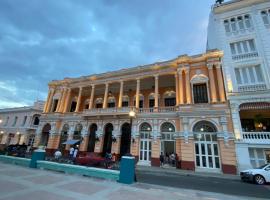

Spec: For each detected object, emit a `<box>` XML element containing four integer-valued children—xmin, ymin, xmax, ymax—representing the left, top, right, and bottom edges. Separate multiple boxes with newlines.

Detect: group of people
<box><xmin>159</xmin><ymin>152</ymin><xmax>179</xmax><ymax>167</ymax></box>
<box><xmin>53</xmin><ymin>146</ymin><xmax>79</xmax><ymax>161</ymax></box>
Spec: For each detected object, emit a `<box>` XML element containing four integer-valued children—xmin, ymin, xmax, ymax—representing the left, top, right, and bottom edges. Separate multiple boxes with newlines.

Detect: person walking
<box><xmin>69</xmin><ymin>146</ymin><xmax>74</xmax><ymax>159</ymax></box>
<box><xmin>159</xmin><ymin>152</ymin><xmax>164</xmax><ymax>167</ymax></box>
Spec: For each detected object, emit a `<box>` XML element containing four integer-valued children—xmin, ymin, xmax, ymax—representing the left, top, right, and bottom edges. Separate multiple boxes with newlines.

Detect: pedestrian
<box><xmin>69</xmin><ymin>146</ymin><xmax>74</xmax><ymax>159</ymax></box>
<box><xmin>160</xmin><ymin>152</ymin><xmax>164</xmax><ymax>167</ymax></box>
<box><xmin>170</xmin><ymin>152</ymin><xmax>175</xmax><ymax>166</ymax></box>
<box><xmin>54</xmin><ymin>149</ymin><xmax>62</xmax><ymax>161</ymax></box>
<box><xmin>73</xmin><ymin>148</ymin><xmax>78</xmax><ymax>159</ymax></box>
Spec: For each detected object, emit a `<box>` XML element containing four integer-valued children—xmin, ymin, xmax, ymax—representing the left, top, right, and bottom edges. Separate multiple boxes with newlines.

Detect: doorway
<box><xmin>88</xmin><ymin>124</ymin><xmax>97</xmax><ymax>152</ymax></box>
<box><xmin>102</xmin><ymin>123</ymin><xmax>113</xmax><ymax>156</ymax></box>
<box><xmin>120</xmin><ymin>123</ymin><xmax>131</xmax><ymax>157</ymax></box>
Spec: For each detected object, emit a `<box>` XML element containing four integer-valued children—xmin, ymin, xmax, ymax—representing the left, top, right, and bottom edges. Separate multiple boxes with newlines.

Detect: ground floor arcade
<box><xmin>34</xmin><ymin>113</ymin><xmax>237</xmax><ymax>174</ymax></box>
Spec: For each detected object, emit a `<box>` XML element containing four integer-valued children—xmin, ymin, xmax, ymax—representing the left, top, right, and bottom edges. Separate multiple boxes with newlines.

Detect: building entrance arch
<box><xmin>120</xmin><ymin>123</ymin><xmax>131</xmax><ymax>157</ymax></box>
<box><xmin>193</xmin><ymin>121</ymin><xmax>220</xmax><ymax>171</ymax></box>
<box><xmin>41</xmin><ymin>123</ymin><xmax>51</xmax><ymax>146</ymax></box>
<box><xmin>102</xmin><ymin>123</ymin><xmax>113</xmax><ymax>156</ymax></box>
<box><xmin>88</xmin><ymin>123</ymin><xmax>97</xmax><ymax>152</ymax></box>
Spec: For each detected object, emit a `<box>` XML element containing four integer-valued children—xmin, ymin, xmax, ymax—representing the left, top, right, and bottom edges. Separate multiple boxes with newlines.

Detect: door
<box><xmin>195</xmin><ymin>141</ymin><xmax>220</xmax><ymax>169</ymax></box>
<box><xmin>139</xmin><ymin>132</ymin><xmax>151</xmax><ymax>164</ymax></box>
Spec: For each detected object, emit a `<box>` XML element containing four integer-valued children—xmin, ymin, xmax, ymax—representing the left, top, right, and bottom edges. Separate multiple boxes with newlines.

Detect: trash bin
<box><xmin>29</xmin><ymin>149</ymin><xmax>46</xmax><ymax>168</ymax></box>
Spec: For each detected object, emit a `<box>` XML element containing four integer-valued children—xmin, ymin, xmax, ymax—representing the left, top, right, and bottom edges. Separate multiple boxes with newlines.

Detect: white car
<box><xmin>240</xmin><ymin>163</ymin><xmax>270</xmax><ymax>185</ymax></box>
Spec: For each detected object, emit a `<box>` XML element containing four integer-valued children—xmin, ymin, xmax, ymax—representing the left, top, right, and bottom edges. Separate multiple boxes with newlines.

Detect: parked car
<box><xmin>75</xmin><ymin>152</ymin><xmax>106</xmax><ymax>167</ymax></box>
<box><xmin>240</xmin><ymin>163</ymin><xmax>270</xmax><ymax>185</ymax></box>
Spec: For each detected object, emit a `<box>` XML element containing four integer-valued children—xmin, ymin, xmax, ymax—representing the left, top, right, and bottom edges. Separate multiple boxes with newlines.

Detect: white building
<box><xmin>0</xmin><ymin>101</ymin><xmax>44</xmax><ymax>148</ymax></box>
<box><xmin>207</xmin><ymin>0</ymin><xmax>270</xmax><ymax>171</ymax></box>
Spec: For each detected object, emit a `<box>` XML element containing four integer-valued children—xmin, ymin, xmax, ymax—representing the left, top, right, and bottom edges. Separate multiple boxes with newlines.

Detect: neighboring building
<box><xmin>35</xmin><ymin>50</ymin><xmax>237</xmax><ymax>174</ymax></box>
<box><xmin>0</xmin><ymin>101</ymin><xmax>44</xmax><ymax>148</ymax></box>
<box><xmin>207</xmin><ymin>0</ymin><xmax>270</xmax><ymax>171</ymax></box>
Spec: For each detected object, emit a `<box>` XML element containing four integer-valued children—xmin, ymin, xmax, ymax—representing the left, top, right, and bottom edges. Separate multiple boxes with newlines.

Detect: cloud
<box><xmin>0</xmin><ymin>0</ymin><xmax>213</xmax><ymax>109</ymax></box>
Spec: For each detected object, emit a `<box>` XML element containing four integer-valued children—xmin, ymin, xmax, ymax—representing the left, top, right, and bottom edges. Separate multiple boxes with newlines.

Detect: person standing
<box><xmin>159</xmin><ymin>152</ymin><xmax>164</xmax><ymax>167</ymax></box>
<box><xmin>69</xmin><ymin>146</ymin><xmax>74</xmax><ymax>159</ymax></box>
<box><xmin>73</xmin><ymin>148</ymin><xmax>78</xmax><ymax>159</ymax></box>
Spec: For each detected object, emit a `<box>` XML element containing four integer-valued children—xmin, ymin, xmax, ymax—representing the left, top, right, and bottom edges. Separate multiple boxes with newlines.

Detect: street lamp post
<box><xmin>129</xmin><ymin>110</ymin><xmax>136</xmax><ymax>150</ymax></box>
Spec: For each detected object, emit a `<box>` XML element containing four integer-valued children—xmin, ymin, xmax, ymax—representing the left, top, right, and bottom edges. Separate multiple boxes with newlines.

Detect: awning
<box><xmin>240</xmin><ymin>102</ymin><xmax>270</xmax><ymax>110</ymax></box>
<box><xmin>62</xmin><ymin>139</ymin><xmax>80</xmax><ymax>145</ymax></box>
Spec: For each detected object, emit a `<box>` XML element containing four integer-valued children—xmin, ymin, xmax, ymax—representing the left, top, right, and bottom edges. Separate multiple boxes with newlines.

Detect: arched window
<box><xmin>193</xmin><ymin>121</ymin><xmax>217</xmax><ymax>133</ymax></box>
<box><xmin>191</xmin><ymin>73</ymin><xmax>209</xmax><ymax>104</ymax></box>
<box><xmin>84</xmin><ymin>99</ymin><xmax>90</xmax><ymax>110</ymax></box>
<box><xmin>163</xmin><ymin>91</ymin><xmax>176</xmax><ymax>107</ymax></box>
<box><xmin>140</xmin><ymin>122</ymin><xmax>152</xmax><ymax>132</ymax></box>
<box><xmin>69</xmin><ymin>97</ymin><xmax>77</xmax><ymax>112</ymax></box>
<box><xmin>161</xmin><ymin>122</ymin><xmax>175</xmax><ymax>132</ymax></box>
<box><xmin>33</xmin><ymin>116</ymin><xmax>40</xmax><ymax>126</ymax></box>
<box><xmin>107</xmin><ymin>96</ymin><xmax>116</xmax><ymax>108</ymax></box>
<box><xmin>133</xmin><ymin>94</ymin><xmax>144</xmax><ymax>108</ymax></box>
<box><xmin>122</xmin><ymin>95</ymin><xmax>129</xmax><ymax>107</ymax></box>
<box><xmin>12</xmin><ymin>116</ymin><xmax>18</xmax><ymax>127</ymax></box>
<box><xmin>148</xmin><ymin>93</ymin><xmax>155</xmax><ymax>108</ymax></box>
<box><xmin>95</xmin><ymin>98</ymin><xmax>103</xmax><ymax>108</ymax></box>
<box><xmin>73</xmin><ymin>123</ymin><xmax>83</xmax><ymax>140</ymax></box>
<box><xmin>193</xmin><ymin>121</ymin><xmax>220</xmax><ymax>169</ymax></box>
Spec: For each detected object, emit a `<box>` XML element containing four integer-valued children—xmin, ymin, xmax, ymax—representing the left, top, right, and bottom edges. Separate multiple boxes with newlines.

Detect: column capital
<box><xmin>174</xmin><ymin>72</ymin><xmax>178</xmax><ymax>78</ymax></box>
<box><xmin>154</xmin><ymin>74</ymin><xmax>159</xmax><ymax>79</ymax></box>
<box><xmin>91</xmin><ymin>84</ymin><xmax>95</xmax><ymax>88</ymax></box>
<box><xmin>183</xmin><ymin>67</ymin><xmax>190</xmax><ymax>74</ymax></box>
<box><xmin>78</xmin><ymin>86</ymin><xmax>83</xmax><ymax>91</ymax></box>
<box><xmin>207</xmin><ymin>63</ymin><xmax>214</xmax><ymax>69</ymax></box>
<box><xmin>214</xmin><ymin>62</ymin><xmax>222</xmax><ymax>68</ymax></box>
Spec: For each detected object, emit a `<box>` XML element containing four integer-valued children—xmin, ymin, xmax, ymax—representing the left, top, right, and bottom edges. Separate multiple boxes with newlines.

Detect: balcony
<box><xmin>82</xmin><ymin>107</ymin><xmax>133</xmax><ymax>116</ymax></box>
<box><xmin>242</xmin><ymin>132</ymin><xmax>270</xmax><ymax>144</ymax></box>
<box><xmin>232</xmin><ymin>52</ymin><xmax>258</xmax><ymax>61</ymax></box>
<box><xmin>82</xmin><ymin>106</ymin><xmax>177</xmax><ymax>117</ymax></box>
<box><xmin>238</xmin><ymin>84</ymin><xmax>267</xmax><ymax>92</ymax></box>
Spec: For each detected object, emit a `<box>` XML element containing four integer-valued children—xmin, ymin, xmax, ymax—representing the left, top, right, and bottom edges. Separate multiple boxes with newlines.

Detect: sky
<box><xmin>0</xmin><ymin>0</ymin><xmax>215</xmax><ymax>109</ymax></box>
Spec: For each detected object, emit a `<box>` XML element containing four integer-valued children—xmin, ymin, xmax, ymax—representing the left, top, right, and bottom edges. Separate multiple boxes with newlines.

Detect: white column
<box><xmin>185</xmin><ymin>68</ymin><xmax>191</xmax><ymax>104</ymax></box>
<box><xmin>178</xmin><ymin>69</ymin><xmax>184</xmax><ymax>104</ymax></box>
<box><xmin>135</xmin><ymin>79</ymin><xmax>140</xmax><ymax>108</ymax></box>
<box><xmin>154</xmin><ymin>75</ymin><xmax>159</xmax><ymax>108</ymax></box>
<box><xmin>75</xmin><ymin>87</ymin><xmax>83</xmax><ymax>112</ymax></box>
<box><xmin>46</xmin><ymin>88</ymin><xmax>55</xmax><ymax>112</ymax></box>
<box><xmin>43</xmin><ymin>89</ymin><xmax>52</xmax><ymax>113</ymax></box>
<box><xmin>118</xmin><ymin>81</ymin><xmax>124</xmax><ymax>108</ymax></box>
<box><xmin>103</xmin><ymin>83</ymin><xmax>109</xmax><ymax>109</ymax></box>
<box><xmin>59</xmin><ymin>88</ymin><xmax>67</xmax><ymax>112</ymax></box>
<box><xmin>207</xmin><ymin>64</ymin><xmax>217</xmax><ymax>103</ymax></box>
<box><xmin>216</xmin><ymin>63</ymin><xmax>226</xmax><ymax>102</ymax></box>
<box><xmin>63</xmin><ymin>88</ymin><xmax>71</xmax><ymax>113</ymax></box>
<box><xmin>89</xmin><ymin>84</ymin><xmax>95</xmax><ymax>109</ymax></box>
<box><xmin>175</xmin><ymin>73</ymin><xmax>179</xmax><ymax>105</ymax></box>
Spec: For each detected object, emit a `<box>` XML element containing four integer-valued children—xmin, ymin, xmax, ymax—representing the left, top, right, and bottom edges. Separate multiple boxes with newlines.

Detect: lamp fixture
<box><xmin>129</xmin><ymin>110</ymin><xmax>136</xmax><ymax>118</ymax></box>
<box><xmin>112</xmin><ymin>136</ymin><xmax>117</xmax><ymax>143</ymax></box>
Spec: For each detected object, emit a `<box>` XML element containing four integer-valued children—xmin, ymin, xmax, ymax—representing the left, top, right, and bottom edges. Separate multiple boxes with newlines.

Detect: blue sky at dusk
<box><xmin>0</xmin><ymin>0</ymin><xmax>215</xmax><ymax>108</ymax></box>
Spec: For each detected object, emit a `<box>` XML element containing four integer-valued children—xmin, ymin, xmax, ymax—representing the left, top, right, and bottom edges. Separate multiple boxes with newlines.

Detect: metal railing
<box><xmin>238</xmin><ymin>84</ymin><xmax>267</xmax><ymax>92</ymax></box>
<box><xmin>232</xmin><ymin>52</ymin><xmax>258</xmax><ymax>60</ymax></box>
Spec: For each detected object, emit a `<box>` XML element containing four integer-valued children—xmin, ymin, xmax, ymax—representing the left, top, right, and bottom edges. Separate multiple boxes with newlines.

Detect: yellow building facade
<box><xmin>36</xmin><ymin>50</ymin><xmax>237</xmax><ymax>174</ymax></box>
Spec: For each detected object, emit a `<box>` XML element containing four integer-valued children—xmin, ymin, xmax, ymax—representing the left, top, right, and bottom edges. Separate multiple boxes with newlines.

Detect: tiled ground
<box><xmin>0</xmin><ymin>162</ymin><xmax>265</xmax><ymax>200</ymax></box>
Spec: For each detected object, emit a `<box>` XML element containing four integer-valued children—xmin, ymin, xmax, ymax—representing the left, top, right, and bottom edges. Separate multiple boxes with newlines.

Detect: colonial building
<box><xmin>207</xmin><ymin>0</ymin><xmax>270</xmax><ymax>171</ymax></box>
<box><xmin>36</xmin><ymin>50</ymin><xmax>237</xmax><ymax>174</ymax></box>
<box><xmin>0</xmin><ymin>101</ymin><xmax>44</xmax><ymax>148</ymax></box>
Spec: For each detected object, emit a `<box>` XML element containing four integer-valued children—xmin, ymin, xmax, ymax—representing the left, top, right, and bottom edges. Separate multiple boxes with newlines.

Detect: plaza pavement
<box><xmin>0</xmin><ymin>161</ymin><xmax>267</xmax><ymax>200</ymax></box>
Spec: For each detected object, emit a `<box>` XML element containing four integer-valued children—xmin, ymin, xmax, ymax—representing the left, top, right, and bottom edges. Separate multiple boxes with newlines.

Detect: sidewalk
<box><xmin>136</xmin><ymin>165</ymin><xmax>240</xmax><ymax>180</ymax></box>
<box><xmin>0</xmin><ymin>161</ymin><xmax>263</xmax><ymax>200</ymax></box>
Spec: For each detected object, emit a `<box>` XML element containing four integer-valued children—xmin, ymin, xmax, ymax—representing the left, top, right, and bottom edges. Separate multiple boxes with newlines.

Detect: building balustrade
<box><xmin>225</xmin><ymin>27</ymin><xmax>254</xmax><ymax>37</ymax></box>
<box><xmin>232</xmin><ymin>52</ymin><xmax>258</xmax><ymax>60</ymax></box>
<box><xmin>242</xmin><ymin>132</ymin><xmax>270</xmax><ymax>144</ymax></box>
<box><xmin>238</xmin><ymin>83</ymin><xmax>267</xmax><ymax>92</ymax></box>
<box><xmin>82</xmin><ymin>106</ymin><xmax>177</xmax><ymax>116</ymax></box>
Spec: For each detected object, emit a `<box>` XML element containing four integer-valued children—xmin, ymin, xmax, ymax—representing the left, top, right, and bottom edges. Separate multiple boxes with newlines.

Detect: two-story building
<box><xmin>0</xmin><ymin>101</ymin><xmax>44</xmax><ymax>149</ymax></box>
<box><xmin>207</xmin><ymin>0</ymin><xmax>270</xmax><ymax>171</ymax></box>
<box><xmin>35</xmin><ymin>50</ymin><xmax>237</xmax><ymax>174</ymax></box>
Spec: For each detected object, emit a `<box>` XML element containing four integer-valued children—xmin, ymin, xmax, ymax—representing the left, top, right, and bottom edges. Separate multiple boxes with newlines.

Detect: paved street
<box><xmin>137</xmin><ymin>169</ymin><xmax>270</xmax><ymax>199</ymax></box>
<box><xmin>0</xmin><ymin>162</ymin><xmax>269</xmax><ymax>200</ymax></box>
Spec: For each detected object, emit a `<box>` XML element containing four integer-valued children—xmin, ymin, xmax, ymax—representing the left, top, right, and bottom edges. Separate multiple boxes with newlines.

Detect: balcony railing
<box><xmin>225</xmin><ymin>27</ymin><xmax>254</xmax><ymax>37</ymax></box>
<box><xmin>238</xmin><ymin>84</ymin><xmax>267</xmax><ymax>92</ymax></box>
<box><xmin>83</xmin><ymin>106</ymin><xmax>177</xmax><ymax>116</ymax></box>
<box><xmin>232</xmin><ymin>52</ymin><xmax>258</xmax><ymax>60</ymax></box>
<box><xmin>242</xmin><ymin>132</ymin><xmax>270</xmax><ymax>144</ymax></box>
<box><xmin>83</xmin><ymin>107</ymin><xmax>133</xmax><ymax>116</ymax></box>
